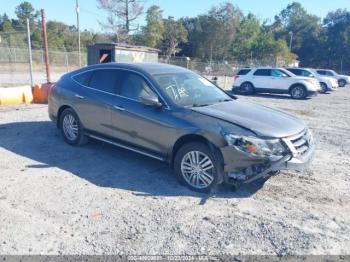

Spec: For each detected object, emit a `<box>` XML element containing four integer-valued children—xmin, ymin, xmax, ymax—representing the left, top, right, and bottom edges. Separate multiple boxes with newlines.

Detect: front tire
<box><xmin>339</xmin><ymin>79</ymin><xmax>347</xmax><ymax>87</ymax></box>
<box><xmin>174</xmin><ymin>142</ymin><xmax>221</xmax><ymax>193</ymax></box>
<box><xmin>60</xmin><ymin>108</ymin><xmax>88</xmax><ymax>146</ymax></box>
<box><xmin>290</xmin><ymin>85</ymin><xmax>307</xmax><ymax>99</ymax></box>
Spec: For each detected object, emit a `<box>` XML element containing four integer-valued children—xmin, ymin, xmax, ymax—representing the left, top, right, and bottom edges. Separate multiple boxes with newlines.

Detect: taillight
<box><xmin>234</xmin><ymin>75</ymin><xmax>240</xmax><ymax>81</ymax></box>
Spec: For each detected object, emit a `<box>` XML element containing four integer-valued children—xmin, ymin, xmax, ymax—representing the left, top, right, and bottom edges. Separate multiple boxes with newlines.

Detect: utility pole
<box><xmin>76</xmin><ymin>0</ymin><xmax>81</xmax><ymax>67</ymax></box>
<box><xmin>41</xmin><ymin>9</ymin><xmax>51</xmax><ymax>83</ymax></box>
<box><xmin>289</xmin><ymin>31</ymin><xmax>293</xmax><ymax>51</ymax></box>
<box><xmin>26</xmin><ymin>19</ymin><xmax>34</xmax><ymax>88</ymax></box>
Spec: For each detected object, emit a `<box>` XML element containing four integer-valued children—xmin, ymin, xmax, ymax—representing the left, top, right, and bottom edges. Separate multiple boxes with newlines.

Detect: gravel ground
<box><xmin>0</xmin><ymin>87</ymin><xmax>349</xmax><ymax>256</ymax></box>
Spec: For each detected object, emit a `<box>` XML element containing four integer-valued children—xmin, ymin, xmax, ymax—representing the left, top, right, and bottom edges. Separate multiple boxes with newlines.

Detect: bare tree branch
<box><xmin>97</xmin><ymin>0</ymin><xmax>144</xmax><ymax>41</ymax></box>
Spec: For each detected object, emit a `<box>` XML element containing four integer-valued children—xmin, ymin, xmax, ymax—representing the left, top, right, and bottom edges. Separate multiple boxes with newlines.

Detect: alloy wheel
<box><xmin>291</xmin><ymin>86</ymin><xmax>305</xmax><ymax>99</ymax></box>
<box><xmin>181</xmin><ymin>151</ymin><xmax>215</xmax><ymax>189</ymax></box>
<box><xmin>320</xmin><ymin>83</ymin><xmax>327</xmax><ymax>93</ymax></box>
<box><xmin>339</xmin><ymin>80</ymin><xmax>346</xmax><ymax>87</ymax></box>
<box><xmin>62</xmin><ymin>114</ymin><xmax>79</xmax><ymax>141</ymax></box>
<box><xmin>241</xmin><ymin>83</ymin><xmax>253</xmax><ymax>94</ymax></box>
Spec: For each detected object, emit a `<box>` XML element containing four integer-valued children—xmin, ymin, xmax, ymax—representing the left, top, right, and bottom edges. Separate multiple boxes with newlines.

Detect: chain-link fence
<box><xmin>159</xmin><ymin>55</ymin><xmax>281</xmax><ymax>89</ymax></box>
<box><xmin>0</xmin><ymin>29</ymin><xmax>85</xmax><ymax>86</ymax></box>
<box><xmin>0</xmin><ymin>46</ymin><xmax>85</xmax><ymax>86</ymax></box>
<box><xmin>0</xmin><ymin>33</ymin><xmax>284</xmax><ymax>89</ymax></box>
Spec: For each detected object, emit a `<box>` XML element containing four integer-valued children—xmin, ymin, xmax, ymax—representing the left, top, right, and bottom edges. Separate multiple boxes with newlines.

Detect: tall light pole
<box><xmin>76</xmin><ymin>0</ymin><xmax>81</xmax><ymax>67</ymax></box>
<box><xmin>289</xmin><ymin>31</ymin><xmax>293</xmax><ymax>51</ymax></box>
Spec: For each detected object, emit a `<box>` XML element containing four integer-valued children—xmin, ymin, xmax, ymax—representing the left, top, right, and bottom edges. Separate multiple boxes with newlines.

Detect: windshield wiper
<box><xmin>191</xmin><ymin>103</ymin><xmax>211</xmax><ymax>107</ymax></box>
<box><xmin>218</xmin><ymin>99</ymin><xmax>233</xmax><ymax>102</ymax></box>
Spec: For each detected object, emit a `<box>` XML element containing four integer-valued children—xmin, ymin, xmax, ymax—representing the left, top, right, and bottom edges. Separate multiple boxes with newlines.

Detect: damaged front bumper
<box><xmin>222</xmin><ymin>131</ymin><xmax>315</xmax><ymax>184</ymax></box>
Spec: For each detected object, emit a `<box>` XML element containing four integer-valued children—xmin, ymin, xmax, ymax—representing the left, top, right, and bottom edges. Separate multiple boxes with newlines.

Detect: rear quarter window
<box><xmin>253</xmin><ymin>69</ymin><xmax>270</xmax><ymax>76</ymax></box>
<box><xmin>72</xmin><ymin>71</ymin><xmax>92</xmax><ymax>86</ymax></box>
<box><xmin>287</xmin><ymin>69</ymin><xmax>301</xmax><ymax>75</ymax></box>
<box><xmin>237</xmin><ymin>69</ymin><xmax>251</xmax><ymax>75</ymax></box>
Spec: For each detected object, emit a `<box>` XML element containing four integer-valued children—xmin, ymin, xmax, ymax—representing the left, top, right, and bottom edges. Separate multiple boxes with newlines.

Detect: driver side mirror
<box><xmin>140</xmin><ymin>95</ymin><xmax>163</xmax><ymax>108</ymax></box>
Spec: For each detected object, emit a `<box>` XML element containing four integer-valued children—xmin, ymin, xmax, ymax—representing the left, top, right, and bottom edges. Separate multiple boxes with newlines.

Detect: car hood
<box><xmin>338</xmin><ymin>74</ymin><xmax>350</xmax><ymax>79</ymax></box>
<box><xmin>191</xmin><ymin>100</ymin><xmax>306</xmax><ymax>138</ymax></box>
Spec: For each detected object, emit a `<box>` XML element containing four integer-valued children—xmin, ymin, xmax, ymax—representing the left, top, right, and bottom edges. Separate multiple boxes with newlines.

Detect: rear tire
<box><xmin>319</xmin><ymin>82</ymin><xmax>328</xmax><ymax>94</ymax></box>
<box><xmin>239</xmin><ymin>82</ymin><xmax>255</xmax><ymax>95</ymax></box>
<box><xmin>174</xmin><ymin>142</ymin><xmax>221</xmax><ymax>193</ymax></box>
<box><xmin>60</xmin><ymin>108</ymin><xmax>89</xmax><ymax>146</ymax></box>
<box><xmin>290</xmin><ymin>85</ymin><xmax>307</xmax><ymax>99</ymax></box>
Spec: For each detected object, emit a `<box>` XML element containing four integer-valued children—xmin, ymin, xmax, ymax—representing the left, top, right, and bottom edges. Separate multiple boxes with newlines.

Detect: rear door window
<box><xmin>317</xmin><ymin>70</ymin><xmax>326</xmax><ymax>75</ymax></box>
<box><xmin>88</xmin><ymin>69</ymin><xmax>120</xmax><ymax>94</ymax></box>
<box><xmin>253</xmin><ymin>69</ymin><xmax>271</xmax><ymax>76</ymax></box>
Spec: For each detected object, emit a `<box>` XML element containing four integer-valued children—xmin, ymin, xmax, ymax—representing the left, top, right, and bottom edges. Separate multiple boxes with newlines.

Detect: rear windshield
<box><xmin>237</xmin><ymin>69</ymin><xmax>251</xmax><ymax>75</ymax></box>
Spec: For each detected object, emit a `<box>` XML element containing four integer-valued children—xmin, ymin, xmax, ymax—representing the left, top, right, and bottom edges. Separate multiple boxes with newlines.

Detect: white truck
<box><xmin>232</xmin><ymin>67</ymin><xmax>320</xmax><ymax>99</ymax></box>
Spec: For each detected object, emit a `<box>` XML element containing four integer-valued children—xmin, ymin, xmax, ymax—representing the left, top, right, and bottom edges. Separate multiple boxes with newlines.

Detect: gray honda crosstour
<box><xmin>48</xmin><ymin>63</ymin><xmax>315</xmax><ymax>192</ymax></box>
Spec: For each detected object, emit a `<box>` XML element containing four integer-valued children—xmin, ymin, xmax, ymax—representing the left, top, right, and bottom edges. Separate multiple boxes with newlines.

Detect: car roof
<box><xmin>79</xmin><ymin>62</ymin><xmax>190</xmax><ymax>76</ymax></box>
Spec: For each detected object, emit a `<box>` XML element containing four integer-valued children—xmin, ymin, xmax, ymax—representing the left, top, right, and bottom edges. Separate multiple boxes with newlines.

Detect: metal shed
<box><xmin>87</xmin><ymin>43</ymin><xmax>160</xmax><ymax>65</ymax></box>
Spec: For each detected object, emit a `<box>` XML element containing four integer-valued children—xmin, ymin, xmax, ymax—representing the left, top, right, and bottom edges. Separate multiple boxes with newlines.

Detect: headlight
<box><xmin>224</xmin><ymin>134</ymin><xmax>287</xmax><ymax>157</ymax></box>
<box><xmin>306</xmin><ymin>79</ymin><xmax>317</xmax><ymax>85</ymax></box>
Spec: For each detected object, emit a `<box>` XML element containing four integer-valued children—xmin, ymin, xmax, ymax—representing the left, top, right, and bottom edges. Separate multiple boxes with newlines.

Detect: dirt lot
<box><xmin>0</xmin><ymin>87</ymin><xmax>349</xmax><ymax>256</ymax></box>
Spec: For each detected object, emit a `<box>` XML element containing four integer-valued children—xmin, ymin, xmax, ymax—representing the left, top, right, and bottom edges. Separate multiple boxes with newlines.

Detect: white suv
<box><xmin>233</xmin><ymin>68</ymin><xmax>320</xmax><ymax>99</ymax></box>
<box><xmin>316</xmin><ymin>69</ymin><xmax>350</xmax><ymax>87</ymax></box>
<box><xmin>286</xmin><ymin>67</ymin><xmax>338</xmax><ymax>93</ymax></box>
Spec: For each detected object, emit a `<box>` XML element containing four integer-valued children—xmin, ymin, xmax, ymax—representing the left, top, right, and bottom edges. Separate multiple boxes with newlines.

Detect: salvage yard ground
<box><xmin>0</xmin><ymin>88</ymin><xmax>349</xmax><ymax>255</ymax></box>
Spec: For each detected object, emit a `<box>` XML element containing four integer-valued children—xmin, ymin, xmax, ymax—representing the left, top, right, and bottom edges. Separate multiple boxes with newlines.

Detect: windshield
<box><xmin>153</xmin><ymin>72</ymin><xmax>232</xmax><ymax>107</ymax></box>
<box><xmin>302</xmin><ymin>70</ymin><xmax>313</xmax><ymax>77</ymax></box>
<box><xmin>308</xmin><ymin>69</ymin><xmax>320</xmax><ymax>76</ymax></box>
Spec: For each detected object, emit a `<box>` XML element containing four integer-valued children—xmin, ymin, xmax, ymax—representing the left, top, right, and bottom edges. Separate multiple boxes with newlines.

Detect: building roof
<box><xmin>87</xmin><ymin>43</ymin><xmax>160</xmax><ymax>53</ymax></box>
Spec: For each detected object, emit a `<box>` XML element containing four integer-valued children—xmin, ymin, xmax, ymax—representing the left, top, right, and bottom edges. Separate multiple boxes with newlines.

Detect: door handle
<box><xmin>75</xmin><ymin>94</ymin><xmax>85</xmax><ymax>99</ymax></box>
<box><xmin>113</xmin><ymin>105</ymin><xmax>125</xmax><ymax>111</ymax></box>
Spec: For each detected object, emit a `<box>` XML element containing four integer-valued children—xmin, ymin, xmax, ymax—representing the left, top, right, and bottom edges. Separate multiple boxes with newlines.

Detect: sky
<box><xmin>1</xmin><ymin>0</ymin><xmax>349</xmax><ymax>31</ymax></box>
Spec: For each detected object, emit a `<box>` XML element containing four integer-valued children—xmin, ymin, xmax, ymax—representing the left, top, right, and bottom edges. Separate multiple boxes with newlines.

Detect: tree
<box><xmin>97</xmin><ymin>0</ymin><xmax>144</xmax><ymax>42</ymax></box>
<box><xmin>231</xmin><ymin>13</ymin><xmax>261</xmax><ymax>62</ymax></box>
<box><xmin>15</xmin><ymin>1</ymin><xmax>39</xmax><ymax>29</ymax></box>
<box><xmin>142</xmin><ymin>5</ymin><xmax>164</xmax><ymax>48</ymax></box>
<box><xmin>185</xmin><ymin>2</ymin><xmax>242</xmax><ymax>61</ymax></box>
<box><xmin>161</xmin><ymin>17</ymin><xmax>188</xmax><ymax>59</ymax></box>
<box><xmin>322</xmin><ymin>9</ymin><xmax>350</xmax><ymax>70</ymax></box>
<box><xmin>231</xmin><ymin>13</ymin><xmax>295</xmax><ymax>65</ymax></box>
<box><xmin>270</xmin><ymin>2</ymin><xmax>322</xmax><ymax>67</ymax></box>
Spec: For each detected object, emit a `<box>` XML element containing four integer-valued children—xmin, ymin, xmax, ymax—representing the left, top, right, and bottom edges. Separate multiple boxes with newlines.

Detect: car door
<box><xmin>269</xmin><ymin>69</ymin><xmax>289</xmax><ymax>91</ymax></box>
<box><xmin>251</xmin><ymin>69</ymin><xmax>271</xmax><ymax>90</ymax></box>
<box><xmin>109</xmin><ymin>70</ymin><xmax>174</xmax><ymax>155</ymax></box>
<box><xmin>72</xmin><ymin>68</ymin><xmax>120</xmax><ymax>136</ymax></box>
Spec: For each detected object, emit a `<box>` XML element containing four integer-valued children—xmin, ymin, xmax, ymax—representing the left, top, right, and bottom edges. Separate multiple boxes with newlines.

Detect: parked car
<box><xmin>285</xmin><ymin>67</ymin><xmax>338</xmax><ymax>93</ymax></box>
<box><xmin>49</xmin><ymin>63</ymin><xmax>315</xmax><ymax>192</ymax></box>
<box><xmin>316</xmin><ymin>69</ymin><xmax>350</xmax><ymax>87</ymax></box>
<box><xmin>232</xmin><ymin>67</ymin><xmax>320</xmax><ymax>99</ymax></box>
